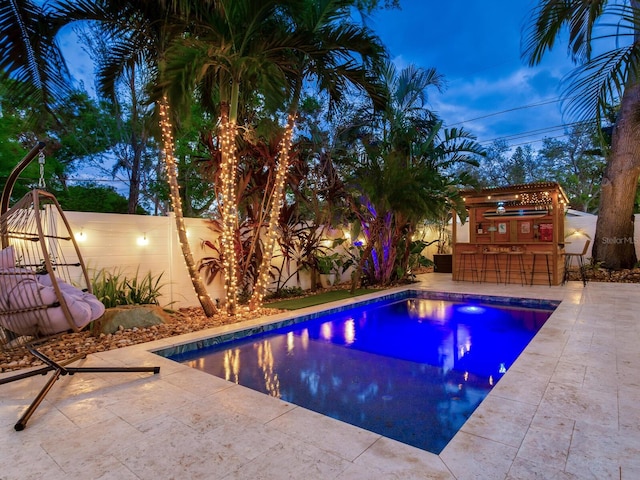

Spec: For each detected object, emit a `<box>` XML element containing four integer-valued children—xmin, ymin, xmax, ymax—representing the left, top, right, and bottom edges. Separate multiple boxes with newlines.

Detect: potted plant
<box><xmin>316</xmin><ymin>253</ymin><xmax>341</xmax><ymax>288</ymax></box>
<box><xmin>431</xmin><ymin>214</ymin><xmax>453</xmax><ymax>273</ymax></box>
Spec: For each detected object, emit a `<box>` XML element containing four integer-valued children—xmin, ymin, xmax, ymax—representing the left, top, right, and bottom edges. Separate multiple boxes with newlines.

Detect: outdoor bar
<box><xmin>453</xmin><ymin>182</ymin><xmax>570</xmax><ymax>285</ymax></box>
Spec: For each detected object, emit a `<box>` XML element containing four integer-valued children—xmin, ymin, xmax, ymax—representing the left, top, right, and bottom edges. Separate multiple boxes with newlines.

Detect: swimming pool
<box><xmin>157</xmin><ymin>291</ymin><xmax>557</xmax><ymax>454</ymax></box>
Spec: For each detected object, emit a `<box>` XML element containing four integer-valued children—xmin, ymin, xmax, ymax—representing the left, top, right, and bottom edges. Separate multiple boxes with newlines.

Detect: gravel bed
<box><xmin>1</xmin><ymin>306</ymin><xmax>281</xmax><ymax>373</ymax></box>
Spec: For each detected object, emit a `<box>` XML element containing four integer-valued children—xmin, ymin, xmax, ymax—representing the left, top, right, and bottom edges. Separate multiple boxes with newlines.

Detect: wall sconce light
<box><xmin>496</xmin><ymin>202</ymin><xmax>506</xmax><ymax>215</ymax></box>
<box><xmin>75</xmin><ymin>228</ymin><xmax>86</xmax><ymax>242</ymax></box>
<box><xmin>137</xmin><ymin>233</ymin><xmax>149</xmax><ymax>246</ymax></box>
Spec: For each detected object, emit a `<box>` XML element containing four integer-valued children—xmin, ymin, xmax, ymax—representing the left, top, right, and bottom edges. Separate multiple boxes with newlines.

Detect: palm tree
<box><xmin>342</xmin><ymin>63</ymin><xmax>481</xmax><ymax>289</ymax></box>
<box><xmin>523</xmin><ymin>0</ymin><xmax>640</xmax><ymax>269</ymax></box>
<box><xmin>247</xmin><ymin>0</ymin><xmax>386</xmax><ymax>309</ymax></box>
<box><xmin>346</xmin><ymin>124</ymin><xmax>480</xmax><ymax>289</ymax></box>
<box><xmin>27</xmin><ymin>0</ymin><xmax>218</xmax><ymax>316</ymax></box>
<box><xmin>164</xmin><ymin>0</ymin><xmax>386</xmax><ymax>312</ymax></box>
<box><xmin>163</xmin><ymin>0</ymin><xmax>302</xmax><ymax>314</ymax></box>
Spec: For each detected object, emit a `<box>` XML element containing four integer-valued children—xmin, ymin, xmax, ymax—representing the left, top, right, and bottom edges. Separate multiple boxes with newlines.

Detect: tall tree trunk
<box><xmin>128</xmin><ymin>139</ymin><xmax>142</xmax><ymax>214</ymax></box>
<box><xmin>399</xmin><ymin>222</ymin><xmax>414</xmax><ymax>279</ymax></box>
<box><xmin>592</xmin><ymin>82</ymin><xmax>640</xmax><ymax>269</ymax></box>
<box><xmin>378</xmin><ymin>212</ymin><xmax>396</xmax><ymax>285</ymax></box>
<box><xmin>126</xmin><ymin>64</ymin><xmax>141</xmax><ymax>214</ymax></box>
<box><xmin>249</xmin><ymin>77</ymin><xmax>302</xmax><ymax>311</ymax></box>
<box><xmin>218</xmin><ymin>103</ymin><xmax>239</xmax><ymax>314</ymax></box>
<box><xmin>159</xmin><ymin>98</ymin><xmax>217</xmax><ymax>317</ymax></box>
<box><xmin>249</xmin><ymin>114</ymin><xmax>296</xmax><ymax>310</ymax></box>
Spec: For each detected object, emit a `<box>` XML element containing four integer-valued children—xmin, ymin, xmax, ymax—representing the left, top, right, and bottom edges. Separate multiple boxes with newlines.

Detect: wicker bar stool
<box><xmin>562</xmin><ymin>239</ymin><xmax>590</xmax><ymax>287</ymax></box>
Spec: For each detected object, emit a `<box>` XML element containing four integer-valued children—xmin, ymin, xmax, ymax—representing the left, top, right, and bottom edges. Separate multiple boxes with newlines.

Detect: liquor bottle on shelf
<box><xmin>477</xmin><ymin>222</ymin><xmax>483</xmax><ymax>234</ymax></box>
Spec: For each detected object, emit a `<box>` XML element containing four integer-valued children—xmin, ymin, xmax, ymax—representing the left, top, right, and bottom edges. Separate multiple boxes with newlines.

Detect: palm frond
<box><xmin>522</xmin><ymin>0</ymin><xmax>608</xmax><ymax>66</ymax></box>
<box><xmin>0</xmin><ymin>0</ymin><xmax>71</xmax><ymax>116</ymax></box>
<box><xmin>562</xmin><ymin>43</ymin><xmax>640</xmax><ymax>123</ymax></box>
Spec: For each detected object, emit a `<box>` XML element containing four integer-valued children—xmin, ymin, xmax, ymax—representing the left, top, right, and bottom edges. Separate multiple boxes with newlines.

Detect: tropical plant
<box><xmin>523</xmin><ymin>0</ymin><xmax>640</xmax><ymax>268</ymax></box>
<box><xmin>1</xmin><ymin>0</ymin><xmax>389</xmax><ymax>312</ymax></box>
<box><xmin>338</xmin><ymin>63</ymin><xmax>481</xmax><ymax>290</ymax></box>
<box><xmin>46</xmin><ymin>0</ymin><xmax>218</xmax><ymax>315</ymax></box>
<box><xmin>161</xmin><ymin>0</ymin><xmax>386</xmax><ymax>311</ymax></box>
<box><xmin>246</xmin><ymin>0</ymin><xmax>387</xmax><ymax>309</ymax></box>
<box><xmin>263</xmin><ymin>286</ymin><xmax>304</xmax><ymax>301</ymax></box>
<box><xmin>407</xmin><ymin>240</ymin><xmax>433</xmax><ymax>270</ymax></box>
<box><xmin>197</xmin><ymin>216</ymin><xmax>260</xmax><ymax>303</ymax></box>
<box><xmin>0</xmin><ymin>0</ymin><xmax>71</xmax><ymax>121</ymax></box>
<box><xmin>91</xmin><ymin>268</ymin><xmax>166</xmax><ymax>308</ymax></box>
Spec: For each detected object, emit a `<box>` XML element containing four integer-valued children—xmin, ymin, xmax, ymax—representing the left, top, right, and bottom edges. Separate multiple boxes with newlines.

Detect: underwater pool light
<box><xmin>458</xmin><ymin>305</ymin><xmax>486</xmax><ymax>314</ymax></box>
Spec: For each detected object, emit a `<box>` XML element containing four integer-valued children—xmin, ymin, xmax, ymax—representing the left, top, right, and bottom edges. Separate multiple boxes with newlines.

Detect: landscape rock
<box><xmin>92</xmin><ymin>305</ymin><xmax>174</xmax><ymax>334</ymax></box>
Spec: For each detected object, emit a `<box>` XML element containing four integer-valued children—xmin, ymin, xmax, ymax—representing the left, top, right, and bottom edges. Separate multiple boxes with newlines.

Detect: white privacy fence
<box><xmin>63</xmin><ymin>211</ymin><xmax>330</xmax><ymax>309</ymax></box>
<box><xmin>64</xmin><ymin>212</ymin><xmax>225</xmax><ymax>309</ymax></box>
<box><xmin>59</xmin><ymin>210</ymin><xmax>639</xmax><ymax>309</ymax></box>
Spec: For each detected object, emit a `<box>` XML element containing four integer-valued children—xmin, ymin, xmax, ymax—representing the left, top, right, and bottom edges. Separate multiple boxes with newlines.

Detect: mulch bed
<box><xmin>0</xmin><ymin>306</ymin><xmax>281</xmax><ymax>373</ymax></box>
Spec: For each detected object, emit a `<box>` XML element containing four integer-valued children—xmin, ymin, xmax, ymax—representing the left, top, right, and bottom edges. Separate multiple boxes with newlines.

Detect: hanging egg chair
<box><xmin>0</xmin><ymin>142</ymin><xmax>159</xmax><ymax>431</ymax></box>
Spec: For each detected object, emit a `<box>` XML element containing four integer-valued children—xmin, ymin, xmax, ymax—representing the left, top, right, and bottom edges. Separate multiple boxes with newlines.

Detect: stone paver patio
<box><xmin>1</xmin><ymin>274</ymin><xmax>639</xmax><ymax>479</ymax></box>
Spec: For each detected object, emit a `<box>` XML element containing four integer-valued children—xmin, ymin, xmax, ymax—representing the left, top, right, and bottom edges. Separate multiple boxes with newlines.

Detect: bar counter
<box><xmin>453</xmin><ymin>182</ymin><xmax>570</xmax><ymax>286</ymax></box>
<box><xmin>453</xmin><ymin>242</ymin><xmax>565</xmax><ymax>285</ymax></box>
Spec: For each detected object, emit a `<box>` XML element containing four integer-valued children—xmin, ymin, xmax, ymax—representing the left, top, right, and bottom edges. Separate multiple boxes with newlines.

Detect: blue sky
<box><xmin>59</xmin><ymin>0</ymin><xmax>576</xmax><ymax>152</ymax></box>
<box><xmin>370</xmin><ymin>0</ymin><xmax>575</xmax><ymax>149</ymax></box>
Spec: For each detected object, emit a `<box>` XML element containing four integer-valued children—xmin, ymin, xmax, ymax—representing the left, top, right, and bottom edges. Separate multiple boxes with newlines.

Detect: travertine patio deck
<box><xmin>1</xmin><ymin>274</ymin><xmax>639</xmax><ymax>479</ymax></box>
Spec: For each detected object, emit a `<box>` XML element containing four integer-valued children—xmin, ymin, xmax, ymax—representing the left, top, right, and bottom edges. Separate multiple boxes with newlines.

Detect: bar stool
<box><xmin>529</xmin><ymin>250</ymin><xmax>553</xmax><ymax>286</ymax></box>
<box><xmin>480</xmin><ymin>249</ymin><xmax>502</xmax><ymax>284</ymax></box>
<box><xmin>505</xmin><ymin>250</ymin><xmax>527</xmax><ymax>286</ymax></box>
<box><xmin>456</xmin><ymin>249</ymin><xmax>479</xmax><ymax>283</ymax></box>
<box><xmin>562</xmin><ymin>239</ymin><xmax>590</xmax><ymax>287</ymax></box>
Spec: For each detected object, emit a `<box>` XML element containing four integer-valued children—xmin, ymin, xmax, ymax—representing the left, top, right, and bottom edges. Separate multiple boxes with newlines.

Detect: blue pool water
<box><xmin>166</xmin><ymin>294</ymin><xmax>555</xmax><ymax>453</ymax></box>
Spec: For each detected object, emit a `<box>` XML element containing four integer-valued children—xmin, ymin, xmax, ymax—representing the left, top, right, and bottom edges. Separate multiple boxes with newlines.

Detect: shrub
<box><xmin>91</xmin><ymin>268</ymin><xmax>166</xmax><ymax>308</ymax></box>
<box><xmin>264</xmin><ymin>286</ymin><xmax>304</xmax><ymax>301</ymax></box>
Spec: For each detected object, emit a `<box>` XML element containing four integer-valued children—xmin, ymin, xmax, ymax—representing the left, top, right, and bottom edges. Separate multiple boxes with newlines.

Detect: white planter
<box><xmin>319</xmin><ymin>273</ymin><xmax>336</xmax><ymax>288</ymax></box>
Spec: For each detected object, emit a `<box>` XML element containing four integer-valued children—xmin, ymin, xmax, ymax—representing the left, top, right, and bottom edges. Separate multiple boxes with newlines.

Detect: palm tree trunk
<box><xmin>159</xmin><ymin>98</ymin><xmax>217</xmax><ymax>317</ymax></box>
<box><xmin>592</xmin><ymin>82</ymin><xmax>640</xmax><ymax>269</ymax></box>
<box><xmin>218</xmin><ymin>103</ymin><xmax>240</xmax><ymax>314</ymax></box>
<box><xmin>249</xmin><ymin>113</ymin><xmax>296</xmax><ymax>310</ymax></box>
<box><xmin>248</xmin><ymin>76</ymin><xmax>302</xmax><ymax>311</ymax></box>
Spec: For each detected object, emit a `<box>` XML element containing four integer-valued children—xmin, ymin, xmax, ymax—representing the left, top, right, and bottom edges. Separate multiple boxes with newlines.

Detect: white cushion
<box><xmin>0</xmin><ymin>245</ymin><xmax>15</xmax><ymax>269</ymax></box>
